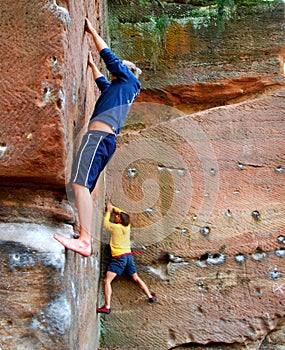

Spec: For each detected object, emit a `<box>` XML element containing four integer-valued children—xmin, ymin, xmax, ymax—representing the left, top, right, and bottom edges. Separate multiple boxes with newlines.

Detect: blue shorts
<box><xmin>71</xmin><ymin>130</ymin><xmax>116</xmax><ymax>193</ymax></box>
<box><xmin>107</xmin><ymin>254</ymin><xmax>137</xmax><ymax>276</ymax></box>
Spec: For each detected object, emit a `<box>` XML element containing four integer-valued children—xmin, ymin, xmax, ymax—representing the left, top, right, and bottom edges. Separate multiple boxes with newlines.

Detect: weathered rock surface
<box><xmin>97</xmin><ymin>1</ymin><xmax>285</xmax><ymax>349</ymax></box>
<box><xmin>0</xmin><ymin>1</ymin><xmax>107</xmax><ymax>349</ymax></box>
<box><xmin>103</xmin><ymin>91</ymin><xmax>285</xmax><ymax>349</ymax></box>
<box><xmin>1</xmin><ymin>0</ymin><xmax>285</xmax><ymax>349</ymax></box>
<box><xmin>136</xmin><ymin>76</ymin><xmax>283</xmax><ymax>115</ymax></box>
<box><xmin>108</xmin><ymin>1</ymin><xmax>285</xmax><ymax>88</ymax></box>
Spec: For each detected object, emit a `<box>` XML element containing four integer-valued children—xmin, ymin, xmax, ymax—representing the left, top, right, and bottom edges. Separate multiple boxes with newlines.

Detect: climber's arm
<box><xmin>88</xmin><ymin>51</ymin><xmax>104</xmax><ymax>80</ymax></box>
<box><xmin>85</xmin><ymin>17</ymin><xmax>108</xmax><ymax>53</ymax></box>
<box><xmin>103</xmin><ymin>204</ymin><xmax>116</xmax><ymax>231</ymax></box>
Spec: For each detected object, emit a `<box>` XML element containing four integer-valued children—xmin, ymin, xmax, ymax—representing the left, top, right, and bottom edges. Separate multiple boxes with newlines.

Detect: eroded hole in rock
<box><xmin>200</xmin><ymin>226</ymin><xmax>211</xmax><ymax>236</ymax></box>
<box><xmin>237</xmin><ymin>162</ymin><xmax>244</xmax><ymax>170</ymax></box>
<box><xmin>269</xmin><ymin>268</ymin><xmax>281</xmax><ymax>280</ymax></box>
<box><xmin>235</xmin><ymin>253</ymin><xmax>246</xmax><ymax>264</ymax></box>
<box><xmin>251</xmin><ymin>248</ymin><xmax>267</xmax><ymax>261</ymax></box>
<box><xmin>275</xmin><ymin>248</ymin><xmax>285</xmax><ymax>258</ymax></box>
<box><xmin>168</xmin><ymin>252</ymin><xmax>184</xmax><ymax>263</ymax></box>
<box><xmin>168</xmin><ymin>328</ymin><xmax>176</xmax><ymax>347</ymax></box>
<box><xmin>274</xmin><ymin>165</ymin><xmax>284</xmax><ymax>174</ymax></box>
<box><xmin>127</xmin><ymin>167</ymin><xmax>138</xmax><ymax>178</ymax></box>
<box><xmin>57</xmin><ymin>98</ymin><xmax>63</xmax><ymax>110</ymax></box>
<box><xmin>6</xmin><ymin>320</ymin><xmax>13</xmax><ymax>328</ymax></box>
<box><xmin>200</xmin><ymin>253</ymin><xmax>209</xmax><ymax>261</ymax></box>
<box><xmin>157</xmin><ymin>251</ymin><xmax>170</xmax><ymax>263</ymax></box>
<box><xmin>251</xmin><ymin>210</ymin><xmax>261</xmax><ymax>221</ymax></box>
<box><xmin>0</xmin><ymin>142</ymin><xmax>7</xmax><ymax>157</ymax></box>
<box><xmin>225</xmin><ymin>209</ymin><xmax>233</xmax><ymax>218</ymax></box>
<box><xmin>197</xmin><ymin>305</ymin><xmax>204</xmax><ymax>313</ymax></box>
<box><xmin>52</xmin><ymin>55</ymin><xmax>58</xmax><ymax>65</ymax></box>
<box><xmin>207</xmin><ymin>253</ymin><xmax>226</xmax><ymax>265</ymax></box>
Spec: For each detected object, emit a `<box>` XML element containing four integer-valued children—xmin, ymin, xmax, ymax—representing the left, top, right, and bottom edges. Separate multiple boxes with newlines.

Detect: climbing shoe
<box><xmin>96</xmin><ymin>306</ymin><xmax>111</xmax><ymax>314</ymax></box>
<box><xmin>148</xmin><ymin>293</ymin><xmax>157</xmax><ymax>303</ymax></box>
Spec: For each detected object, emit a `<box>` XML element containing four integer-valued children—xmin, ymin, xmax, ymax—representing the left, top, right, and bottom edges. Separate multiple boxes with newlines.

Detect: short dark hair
<box><xmin>120</xmin><ymin>212</ymin><xmax>130</xmax><ymax>227</ymax></box>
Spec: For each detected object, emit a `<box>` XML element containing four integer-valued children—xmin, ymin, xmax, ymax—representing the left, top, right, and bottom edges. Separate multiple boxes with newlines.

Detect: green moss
<box><xmin>107</xmin><ymin>0</ymin><xmax>282</xmax><ymax>58</ymax></box>
<box><xmin>139</xmin><ymin>0</ymin><xmax>151</xmax><ymax>5</ymax></box>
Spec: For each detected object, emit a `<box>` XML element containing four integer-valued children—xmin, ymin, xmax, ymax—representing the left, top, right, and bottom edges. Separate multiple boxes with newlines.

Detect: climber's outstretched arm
<box><xmin>88</xmin><ymin>51</ymin><xmax>103</xmax><ymax>80</ymax></box>
<box><xmin>85</xmin><ymin>17</ymin><xmax>108</xmax><ymax>53</ymax></box>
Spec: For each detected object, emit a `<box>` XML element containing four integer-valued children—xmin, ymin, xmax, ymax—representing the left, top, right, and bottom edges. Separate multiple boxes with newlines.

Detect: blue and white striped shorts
<box><xmin>71</xmin><ymin>130</ymin><xmax>116</xmax><ymax>193</ymax></box>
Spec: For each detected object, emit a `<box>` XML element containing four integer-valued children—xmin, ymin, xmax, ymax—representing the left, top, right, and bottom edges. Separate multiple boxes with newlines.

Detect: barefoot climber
<box><xmin>97</xmin><ymin>204</ymin><xmax>157</xmax><ymax>314</ymax></box>
<box><xmin>54</xmin><ymin>18</ymin><xmax>142</xmax><ymax>257</ymax></box>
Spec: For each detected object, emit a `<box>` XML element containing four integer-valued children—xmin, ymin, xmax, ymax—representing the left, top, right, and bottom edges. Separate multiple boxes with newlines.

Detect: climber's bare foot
<box><xmin>54</xmin><ymin>234</ymin><xmax>91</xmax><ymax>257</ymax></box>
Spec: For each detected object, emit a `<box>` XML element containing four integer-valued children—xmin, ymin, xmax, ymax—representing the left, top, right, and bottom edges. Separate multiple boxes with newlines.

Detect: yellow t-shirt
<box><xmin>104</xmin><ymin>207</ymin><xmax>131</xmax><ymax>257</ymax></box>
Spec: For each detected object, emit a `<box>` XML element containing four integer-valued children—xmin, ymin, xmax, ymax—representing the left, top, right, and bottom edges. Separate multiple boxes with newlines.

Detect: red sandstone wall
<box><xmin>97</xmin><ymin>1</ymin><xmax>285</xmax><ymax>349</ymax></box>
<box><xmin>102</xmin><ymin>90</ymin><xmax>285</xmax><ymax>350</ymax></box>
<box><xmin>1</xmin><ymin>1</ymin><xmax>67</xmax><ymax>185</ymax></box>
<box><xmin>0</xmin><ymin>1</ymin><xmax>107</xmax><ymax>349</ymax></box>
<box><xmin>1</xmin><ymin>0</ymin><xmax>284</xmax><ymax>349</ymax></box>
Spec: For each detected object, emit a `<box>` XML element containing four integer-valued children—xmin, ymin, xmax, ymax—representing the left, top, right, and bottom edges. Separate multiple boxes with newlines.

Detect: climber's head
<box><xmin>122</xmin><ymin>60</ymin><xmax>142</xmax><ymax>79</ymax></box>
<box><xmin>113</xmin><ymin>210</ymin><xmax>130</xmax><ymax>227</ymax></box>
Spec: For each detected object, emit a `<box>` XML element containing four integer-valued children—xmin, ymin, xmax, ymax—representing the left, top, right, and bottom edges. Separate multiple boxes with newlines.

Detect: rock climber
<box><xmin>54</xmin><ymin>18</ymin><xmax>142</xmax><ymax>256</ymax></box>
<box><xmin>96</xmin><ymin>203</ymin><xmax>157</xmax><ymax>314</ymax></box>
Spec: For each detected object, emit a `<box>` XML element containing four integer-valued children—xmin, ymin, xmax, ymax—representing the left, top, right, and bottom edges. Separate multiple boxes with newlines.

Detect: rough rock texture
<box><xmin>0</xmin><ymin>1</ymin><xmax>107</xmax><ymax>349</ymax></box>
<box><xmin>1</xmin><ymin>0</ymin><xmax>285</xmax><ymax>349</ymax></box>
<box><xmin>108</xmin><ymin>0</ymin><xmax>285</xmax><ymax>122</ymax></box>
<box><xmin>108</xmin><ymin>1</ymin><xmax>285</xmax><ymax>89</ymax></box>
<box><xmin>103</xmin><ymin>91</ymin><xmax>285</xmax><ymax>350</ymax></box>
<box><xmin>96</xmin><ymin>1</ymin><xmax>285</xmax><ymax>349</ymax></box>
<box><xmin>0</xmin><ymin>0</ymin><xmax>107</xmax><ymax>186</ymax></box>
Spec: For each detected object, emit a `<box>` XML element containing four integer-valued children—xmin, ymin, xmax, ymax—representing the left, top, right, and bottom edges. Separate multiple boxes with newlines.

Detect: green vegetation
<box><xmin>217</xmin><ymin>0</ymin><xmax>236</xmax><ymax>36</ymax></box>
<box><xmin>148</xmin><ymin>14</ymin><xmax>173</xmax><ymax>70</ymax></box>
<box><xmin>108</xmin><ymin>0</ymin><xmax>281</xmax><ymax>64</ymax></box>
<box><xmin>109</xmin><ymin>0</ymin><xmax>280</xmax><ymax>40</ymax></box>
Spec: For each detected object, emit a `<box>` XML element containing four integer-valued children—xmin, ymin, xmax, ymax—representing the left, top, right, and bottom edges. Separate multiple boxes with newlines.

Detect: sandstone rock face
<box><xmin>0</xmin><ymin>1</ymin><xmax>107</xmax><ymax>349</ymax></box>
<box><xmin>0</xmin><ymin>0</ymin><xmax>106</xmax><ymax>186</ymax></box>
<box><xmin>103</xmin><ymin>92</ymin><xmax>285</xmax><ymax>350</ymax></box>
<box><xmin>108</xmin><ymin>1</ymin><xmax>285</xmax><ymax>90</ymax></box>
<box><xmin>1</xmin><ymin>0</ymin><xmax>285</xmax><ymax>349</ymax></box>
<box><xmin>96</xmin><ymin>1</ymin><xmax>285</xmax><ymax>349</ymax></box>
<box><xmin>1</xmin><ymin>1</ymin><xmax>67</xmax><ymax>186</ymax></box>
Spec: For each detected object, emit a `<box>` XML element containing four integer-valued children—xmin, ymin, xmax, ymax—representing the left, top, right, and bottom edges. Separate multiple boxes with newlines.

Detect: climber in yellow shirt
<box><xmin>103</xmin><ymin>205</ymin><xmax>132</xmax><ymax>257</ymax></box>
<box><xmin>96</xmin><ymin>203</ymin><xmax>157</xmax><ymax>314</ymax></box>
